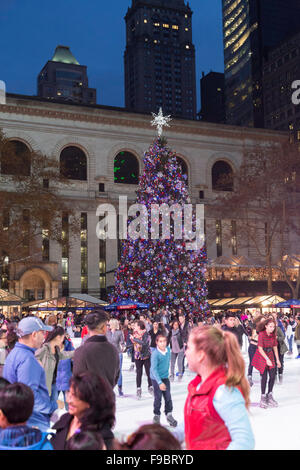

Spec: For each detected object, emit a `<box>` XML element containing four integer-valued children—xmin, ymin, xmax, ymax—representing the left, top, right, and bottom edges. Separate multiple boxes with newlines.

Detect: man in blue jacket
<box><xmin>3</xmin><ymin>316</ymin><xmax>54</xmax><ymax>432</ymax></box>
<box><xmin>150</xmin><ymin>334</ymin><xmax>177</xmax><ymax>428</ymax></box>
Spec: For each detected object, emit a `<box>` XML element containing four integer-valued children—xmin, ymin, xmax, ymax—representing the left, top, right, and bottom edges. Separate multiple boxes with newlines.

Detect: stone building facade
<box><xmin>0</xmin><ymin>94</ymin><xmax>288</xmax><ymax>301</ymax></box>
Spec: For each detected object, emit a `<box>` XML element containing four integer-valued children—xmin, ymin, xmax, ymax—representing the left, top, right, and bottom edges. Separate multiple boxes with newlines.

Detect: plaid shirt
<box><xmin>251</xmin><ymin>330</ymin><xmax>277</xmax><ymax>374</ymax></box>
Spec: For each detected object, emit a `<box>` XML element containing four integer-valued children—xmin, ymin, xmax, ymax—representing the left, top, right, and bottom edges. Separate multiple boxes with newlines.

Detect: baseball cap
<box><xmin>17</xmin><ymin>316</ymin><xmax>53</xmax><ymax>337</ymax></box>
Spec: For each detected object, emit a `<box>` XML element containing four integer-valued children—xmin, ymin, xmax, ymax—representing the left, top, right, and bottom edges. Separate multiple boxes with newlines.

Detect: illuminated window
<box><xmin>144</xmin><ymin>19</ymin><xmax>148</xmax><ymax>23</ymax></box>
<box><xmin>154</xmin><ymin>22</ymin><xmax>160</xmax><ymax>27</ymax></box>
<box><xmin>216</xmin><ymin>220</ymin><xmax>222</xmax><ymax>257</ymax></box>
<box><xmin>186</xmin><ymin>45</ymin><xmax>190</xmax><ymax>49</ymax></box>
<box><xmin>172</xmin><ymin>25</ymin><xmax>179</xmax><ymax>30</ymax></box>
<box><xmin>163</xmin><ymin>23</ymin><xmax>169</xmax><ymax>28</ymax></box>
<box><xmin>114</xmin><ymin>151</ymin><xmax>139</xmax><ymax>184</ymax></box>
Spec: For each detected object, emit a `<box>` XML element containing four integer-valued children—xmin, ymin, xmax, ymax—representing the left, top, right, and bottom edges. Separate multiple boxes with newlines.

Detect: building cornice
<box><xmin>0</xmin><ymin>99</ymin><xmax>288</xmax><ymax>143</ymax></box>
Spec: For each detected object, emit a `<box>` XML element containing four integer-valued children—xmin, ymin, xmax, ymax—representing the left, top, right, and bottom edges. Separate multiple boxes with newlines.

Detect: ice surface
<box><xmin>55</xmin><ymin>339</ymin><xmax>300</xmax><ymax>450</ymax></box>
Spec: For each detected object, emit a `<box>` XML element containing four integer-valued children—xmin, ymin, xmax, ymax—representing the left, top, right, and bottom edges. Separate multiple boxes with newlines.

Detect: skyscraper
<box><xmin>222</xmin><ymin>0</ymin><xmax>300</xmax><ymax>128</ymax></box>
<box><xmin>199</xmin><ymin>71</ymin><xmax>226</xmax><ymax>124</ymax></box>
<box><xmin>124</xmin><ymin>0</ymin><xmax>197</xmax><ymax>119</ymax></box>
<box><xmin>37</xmin><ymin>45</ymin><xmax>97</xmax><ymax>105</ymax></box>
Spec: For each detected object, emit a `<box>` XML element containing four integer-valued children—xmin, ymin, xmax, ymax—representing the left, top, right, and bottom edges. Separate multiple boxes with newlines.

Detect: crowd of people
<box><xmin>0</xmin><ymin>306</ymin><xmax>298</xmax><ymax>451</ymax></box>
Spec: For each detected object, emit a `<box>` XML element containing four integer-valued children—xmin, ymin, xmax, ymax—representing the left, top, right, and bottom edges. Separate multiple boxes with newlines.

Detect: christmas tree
<box><xmin>113</xmin><ymin>111</ymin><xmax>209</xmax><ymax>316</ymax></box>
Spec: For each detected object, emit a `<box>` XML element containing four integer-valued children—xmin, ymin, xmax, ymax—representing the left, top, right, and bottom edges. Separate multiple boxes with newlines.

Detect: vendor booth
<box><xmin>22</xmin><ymin>294</ymin><xmax>108</xmax><ymax>319</ymax></box>
<box><xmin>0</xmin><ymin>289</ymin><xmax>22</xmax><ymax>318</ymax></box>
<box><xmin>208</xmin><ymin>294</ymin><xmax>285</xmax><ymax>315</ymax></box>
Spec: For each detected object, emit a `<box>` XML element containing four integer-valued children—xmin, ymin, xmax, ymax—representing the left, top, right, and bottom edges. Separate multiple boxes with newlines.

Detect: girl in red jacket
<box><xmin>251</xmin><ymin>316</ymin><xmax>281</xmax><ymax>408</ymax></box>
<box><xmin>184</xmin><ymin>325</ymin><xmax>254</xmax><ymax>450</ymax></box>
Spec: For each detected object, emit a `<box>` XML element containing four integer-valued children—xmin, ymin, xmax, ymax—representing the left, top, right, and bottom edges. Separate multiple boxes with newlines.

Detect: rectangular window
<box><xmin>62</xmin><ymin>212</ymin><xmax>69</xmax><ymax>296</ymax></box>
<box><xmin>216</xmin><ymin>220</ymin><xmax>222</xmax><ymax>257</ymax></box>
<box><xmin>99</xmin><ymin>215</ymin><xmax>106</xmax><ymax>298</ymax></box>
<box><xmin>231</xmin><ymin>220</ymin><xmax>237</xmax><ymax>255</ymax></box>
<box><xmin>80</xmin><ymin>213</ymin><xmax>88</xmax><ymax>294</ymax></box>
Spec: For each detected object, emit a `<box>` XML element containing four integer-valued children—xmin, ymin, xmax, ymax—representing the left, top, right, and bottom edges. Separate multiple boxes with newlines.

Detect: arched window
<box><xmin>114</xmin><ymin>151</ymin><xmax>139</xmax><ymax>184</ymax></box>
<box><xmin>176</xmin><ymin>157</ymin><xmax>189</xmax><ymax>184</ymax></box>
<box><xmin>1</xmin><ymin>140</ymin><xmax>31</xmax><ymax>176</ymax></box>
<box><xmin>212</xmin><ymin>160</ymin><xmax>234</xmax><ymax>191</ymax></box>
<box><xmin>60</xmin><ymin>146</ymin><xmax>87</xmax><ymax>181</ymax></box>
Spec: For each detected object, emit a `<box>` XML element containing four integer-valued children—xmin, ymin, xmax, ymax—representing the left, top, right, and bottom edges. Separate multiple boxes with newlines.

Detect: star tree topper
<box><xmin>151</xmin><ymin>107</ymin><xmax>172</xmax><ymax>137</ymax></box>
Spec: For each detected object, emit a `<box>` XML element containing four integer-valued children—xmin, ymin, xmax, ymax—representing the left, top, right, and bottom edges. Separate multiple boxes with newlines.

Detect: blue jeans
<box><xmin>152</xmin><ymin>378</ymin><xmax>173</xmax><ymax>416</ymax></box>
<box><xmin>50</xmin><ymin>383</ymin><xmax>58</xmax><ymax>413</ymax></box>
<box><xmin>118</xmin><ymin>353</ymin><xmax>123</xmax><ymax>387</ymax></box>
<box><xmin>288</xmin><ymin>336</ymin><xmax>294</xmax><ymax>353</ymax></box>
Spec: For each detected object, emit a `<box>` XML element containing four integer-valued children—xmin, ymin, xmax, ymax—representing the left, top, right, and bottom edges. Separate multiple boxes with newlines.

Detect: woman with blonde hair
<box><xmin>106</xmin><ymin>318</ymin><xmax>125</xmax><ymax>396</ymax></box>
<box><xmin>184</xmin><ymin>325</ymin><xmax>254</xmax><ymax>450</ymax></box>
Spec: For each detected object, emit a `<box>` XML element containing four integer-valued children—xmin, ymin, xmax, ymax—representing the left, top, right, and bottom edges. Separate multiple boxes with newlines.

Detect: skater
<box><xmin>274</xmin><ymin>320</ymin><xmax>288</xmax><ymax>384</ymax></box>
<box><xmin>184</xmin><ymin>325</ymin><xmax>254</xmax><ymax>450</ymax></box>
<box><xmin>3</xmin><ymin>316</ymin><xmax>55</xmax><ymax>432</ymax></box>
<box><xmin>247</xmin><ymin>315</ymin><xmax>264</xmax><ymax>386</ymax></box>
<box><xmin>106</xmin><ymin>319</ymin><xmax>126</xmax><ymax>396</ymax></box>
<box><xmin>35</xmin><ymin>325</ymin><xmax>75</xmax><ymax>412</ymax></box>
<box><xmin>168</xmin><ymin>320</ymin><xmax>185</xmax><ymax>382</ymax></box>
<box><xmin>294</xmin><ymin>316</ymin><xmax>300</xmax><ymax>358</ymax></box>
<box><xmin>130</xmin><ymin>321</ymin><xmax>153</xmax><ymax>399</ymax></box>
<box><xmin>0</xmin><ymin>383</ymin><xmax>53</xmax><ymax>450</ymax></box>
<box><xmin>51</xmin><ymin>372</ymin><xmax>115</xmax><ymax>450</ymax></box>
<box><xmin>221</xmin><ymin>312</ymin><xmax>241</xmax><ymax>345</ymax></box>
<box><xmin>251</xmin><ymin>316</ymin><xmax>281</xmax><ymax>408</ymax></box>
<box><xmin>73</xmin><ymin>310</ymin><xmax>120</xmax><ymax>389</ymax></box>
<box><xmin>150</xmin><ymin>334</ymin><xmax>177</xmax><ymax>428</ymax></box>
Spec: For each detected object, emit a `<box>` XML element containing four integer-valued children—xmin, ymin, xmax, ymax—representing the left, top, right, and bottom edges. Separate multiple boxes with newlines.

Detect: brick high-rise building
<box><xmin>124</xmin><ymin>0</ymin><xmax>197</xmax><ymax>119</ymax></box>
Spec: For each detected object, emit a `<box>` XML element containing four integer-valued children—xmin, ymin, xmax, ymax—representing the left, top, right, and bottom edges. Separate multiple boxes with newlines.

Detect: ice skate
<box><xmin>166</xmin><ymin>413</ymin><xmax>178</xmax><ymax>428</ymax></box>
<box><xmin>259</xmin><ymin>394</ymin><xmax>268</xmax><ymax>409</ymax></box>
<box><xmin>170</xmin><ymin>374</ymin><xmax>174</xmax><ymax>382</ymax></box>
<box><xmin>118</xmin><ymin>386</ymin><xmax>124</xmax><ymax>397</ymax></box>
<box><xmin>153</xmin><ymin>415</ymin><xmax>160</xmax><ymax>425</ymax></box>
<box><xmin>148</xmin><ymin>385</ymin><xmax>154</xmax><ymax>395</ymax></box>
<box><xmin>247</xmin><ymin>375</ymin><xmax>253</xmax><ymax>387</ymax></box>
<box><xmin>136</xmin><ymin>388</ymin><xmax>142</xmax><ymax>400</ymax></box>
<box><xmin>267</xmin><ymin>393</ymin><xmax>278</xmax><ymax>407</ymax></box>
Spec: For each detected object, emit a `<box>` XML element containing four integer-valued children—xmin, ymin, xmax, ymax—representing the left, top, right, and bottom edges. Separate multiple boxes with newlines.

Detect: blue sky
<box><xmin>0</xmin><ymin>0</ymin><xmax>224</xmax><ymax>110</ymax></box>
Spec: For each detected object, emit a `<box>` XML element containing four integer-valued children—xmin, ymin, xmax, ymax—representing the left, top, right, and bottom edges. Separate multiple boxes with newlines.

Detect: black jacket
<box><xmin>50</xmin><ymin>412</ymin><xmax>114</xmax><ymax>450</ymax></box>
<box><xmin>72</xmin><ymin>335</ymin><xmax>120</xmax><ymax>388</ymax></box>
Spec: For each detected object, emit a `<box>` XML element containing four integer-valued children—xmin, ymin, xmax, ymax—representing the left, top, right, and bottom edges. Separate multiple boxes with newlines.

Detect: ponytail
<box><xmin>190</xmin><ymin>326</ymin><xmax>250</xmax><ymax>409</ymax></box>
<box><xmin>223</xmin><ymin>331</ymin><xmax>250</xmax><ymax>408</ymax></box>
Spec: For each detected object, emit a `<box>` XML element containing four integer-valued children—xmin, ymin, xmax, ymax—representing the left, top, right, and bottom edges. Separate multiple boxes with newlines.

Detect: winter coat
<box><xmin>50</xmin><ymin>412</ymin><xmax>114</xmax><ymax>450</ymax></box>
<box><xmin>3</xmin><ymin>343</ymin><xmax>54</xmax><ymax>430</ymax></box>
<box><xmin>35</xmin><ymin>343</ymin><xmax>75</xmax><ymax>396</ymax></box>
<box><xmin>0</xmin><ymin>426</ymin><xmax>53</xmax><ymax>450</ymax></box>
<box><xmin>294</xmin><ymin>323</ymin><xmax>300</xmax><ymax>343</ymax></box>
<box><xmin>56</xmin><ymin>338</ymin><xmax>75</xmax><ymax>392</ymax></box>
<box><xmin>184</xmin><ymin>367</ymin><xmax>235</xmax><ymax>450</ymax></box>
<box><xmin>167</xmin><ymin>327</ymin><xmax>184</xmax><ymax>351</ymax></box>
<box><xmin>106</xmin><ymin>329</ymin><xmax>125</xmax><ymax>354</ymax></box>
<box><xmin>277</xmin><ymin>327</ymin><xmax>288</xmax><ymax>356</ymax></box>
<box><xmin>251</xmin><ymin>330</ymin><xmax>277</xmax><ymax>374</ymax></box>
<box><xmin>72</xmin><ymin>335</ymin><xmax>120</xmax><ymax>388</ymax></box>
<box><xmin>131</xmin><ymin>332</ymin><xmax>151</xmax><ymax>360</ymax></box>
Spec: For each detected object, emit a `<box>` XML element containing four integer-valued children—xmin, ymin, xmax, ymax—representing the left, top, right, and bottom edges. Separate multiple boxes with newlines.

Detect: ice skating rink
<box><xmin>112</xmin><ymin>348</ymin><xmax>300</xmax><ymax>450</ymax></box>
<box><xmin>60</xmin><ymin>339</ymin><xmax>300</xmax><ymax>450</ymax></box>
